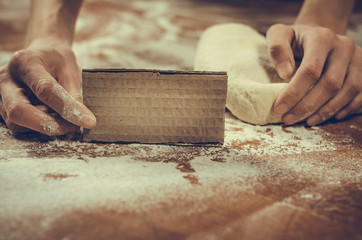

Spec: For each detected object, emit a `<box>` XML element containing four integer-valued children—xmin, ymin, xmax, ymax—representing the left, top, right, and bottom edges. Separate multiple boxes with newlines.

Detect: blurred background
<box><xmin>0</xmin><ymin>0</ymin><xmax>362</xmax><ymax>70</ymax></box>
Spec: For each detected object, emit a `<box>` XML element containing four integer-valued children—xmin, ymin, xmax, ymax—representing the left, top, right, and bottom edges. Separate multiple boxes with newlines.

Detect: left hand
<box><xmin>0</xmin><ymin>38</ymin><xmax>96</xmax><ymax>135</ymax></box>
<box><xmin>266</xmin><ymin>24</ymin><xmax>362</xmax><ymax>125</ymax></box>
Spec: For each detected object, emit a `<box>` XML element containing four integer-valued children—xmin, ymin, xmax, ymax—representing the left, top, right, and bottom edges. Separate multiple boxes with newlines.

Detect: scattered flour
<box><xmin>73</xmin><ymin>0</ymin><xmax>194</xmax><ymax>70</ymax></box>
<box><xmin>224</xmin><ymin>112</ymin><xmax>336</xmax><ymax>156</ymax></box>
<box><xmin>0</xmin><ymin>110</ymin><xmax>351</xmax><ymax>222</ymax></box>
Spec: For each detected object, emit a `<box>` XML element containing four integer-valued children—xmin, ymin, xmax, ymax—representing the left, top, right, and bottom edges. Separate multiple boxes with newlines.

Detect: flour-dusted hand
<box><xmin>0</xmin><ymin>39</ymin><xmax>96</xmax><ymax>135</ymax></box>
<box><xmin>266</xmin><ymin>0</ymin><xmax>361</xmax><ymax>125</ymax></box>
<box><xmin>0</xmin><ymin>0</ymin><xmax>96</xmax><ymax>135</ymax></box>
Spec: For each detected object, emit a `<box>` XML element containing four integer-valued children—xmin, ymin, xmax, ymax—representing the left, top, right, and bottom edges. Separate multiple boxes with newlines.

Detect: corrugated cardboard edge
<box><xmin>82</xmin><ymin>68</ymin><xmax>227</xmax><ymax>75</ymax></box>
<box><xmin>81</xmin><ymin>68</ymin><xmax>227</xmax><ymax>144</ymax></box>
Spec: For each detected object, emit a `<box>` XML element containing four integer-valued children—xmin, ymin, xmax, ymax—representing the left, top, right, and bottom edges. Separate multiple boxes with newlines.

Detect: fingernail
<box><xmin>283</xmin><ymin>114</ymin><xmax>297</xmax><ymax>125</ymax></box>
<box><xmin>277</xmin><ymin>60</ymin><xmax>293</xmax><ymax>79</ymax></box>
<box><xmin>42</xmin><ymin>121</ymin><xmax>60</xmax><ymax>136</ymax></box>
<box><xmin>307</xmin><ymin>115</ymin><xmax>321</xmax><ymax>126</ymax></box>
<box><xmin>82</xmin><ymin>115</ymin><xmax>97</xmax><ymax>129</ymax></box>
<box><xmin>274</xmin><ymin>103</ymin><xmax>289</xmax><ymax>115</ymax></box>
<box><xmin>63</xmin><ymin>103</ymin><xmax>97</xmax><ymax>129</ymax></box>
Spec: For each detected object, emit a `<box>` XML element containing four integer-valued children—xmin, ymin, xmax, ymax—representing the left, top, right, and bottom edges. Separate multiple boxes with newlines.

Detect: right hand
<box><xmin>0</xmin><ymin>37</ymin><xmax>96</xmax><ymax>136</ymax></box>
<box><xmin>266</xmin><ymin>24</ymin><xmax>362</xmax><ymax>126</ymax></box>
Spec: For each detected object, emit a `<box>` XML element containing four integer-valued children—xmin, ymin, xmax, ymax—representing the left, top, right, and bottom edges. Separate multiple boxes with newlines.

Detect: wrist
<box><xmin>294</xmin><ymin>18</ymin><xmax>344</xmax><ymax>35</ymax></box>
<box><xmin>26</xmin><ymin>24</ymin><xmax>74</xmax><ymax>46</ymax></box>
<box><xmin>295</xmin><ymin>0</ymin><xmax>355</xmax><ymax>35</ymax></box>
<box><xmin>25</xmin><ymin>0</ymin><xmax>83</xmax><ymax>47</ymax></box>
<box><xmin>27</xmin><ymin>36</ymin><xmax>72</xmax><ymax>50</ymax></box>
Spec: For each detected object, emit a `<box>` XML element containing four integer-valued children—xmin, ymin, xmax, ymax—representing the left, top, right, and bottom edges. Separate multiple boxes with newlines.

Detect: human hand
<box><xmin>0</xmin><ymin>38</ymin><xmax>96</xmax><ymax>135</ymax></box>
<box><xmin>266</xmin><ymin>24</ymin><xmax>362</xmax><ymax>125</ymax></box>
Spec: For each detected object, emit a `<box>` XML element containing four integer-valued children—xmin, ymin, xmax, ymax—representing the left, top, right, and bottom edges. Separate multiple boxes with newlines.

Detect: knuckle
<box><xmin>9</xmin><ymin>50</ymin><xmax>33</xmax><ymax>71</ymax></box>
<box><xmin>8</xmin><ymin>50</ymin><xmax>40</xmax><ymax>81</ymax></box>
<box><xmin>305</xmin><ymin>27</ymin><xmax>335</xmax><ymax>46</ymax></box>
<box><xmin>302</xmin><ymin>64</ymin><xmax>322</xmax><ymax>82</ymax></box>
<box><xmin>345</xmin><ymin>38</ymin><xmax>355</xmax><ymax>49</ymax></box>
<box><xmin>33</xmin><ymin>80</ymin><xmax>54</xmax><ymax>102</ymax></box>
<box><xmin>6</xmin><ymin>103</ymin><xmax>23</xmax><ymax>122</ymax></box>
<box><xmin>339</xmin><ymin>36</ymin><xmax>355</xmax><ymax>49</ymax></box>
<box><xmin>324</xmin><ymin>76</ymin><xmax>342</xmax><ymax>93</ymax></box>
<box><xmin>318</xmin><ymin>27</ymin><xmax>335</xmax><ymax>40</ymax></box>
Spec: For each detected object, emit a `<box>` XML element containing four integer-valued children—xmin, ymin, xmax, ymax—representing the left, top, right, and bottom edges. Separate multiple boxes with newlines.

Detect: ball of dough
<box><xmin>194</xmin><ymin>23</ymin><xmax>288</xmax><ymax>125</ymax></box>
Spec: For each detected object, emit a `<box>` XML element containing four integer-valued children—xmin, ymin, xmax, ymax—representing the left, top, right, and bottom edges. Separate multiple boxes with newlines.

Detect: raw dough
<box><xmin>194</xmin><ymin>23</ymin><xmax>288</xmax><ymax>125</ymax></box>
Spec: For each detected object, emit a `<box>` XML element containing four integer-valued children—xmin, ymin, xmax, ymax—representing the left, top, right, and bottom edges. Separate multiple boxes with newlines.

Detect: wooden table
<box><xmin>0</xmin><ymin>1</ymin><xmax>361</xmax><ymax>239</ymax></box>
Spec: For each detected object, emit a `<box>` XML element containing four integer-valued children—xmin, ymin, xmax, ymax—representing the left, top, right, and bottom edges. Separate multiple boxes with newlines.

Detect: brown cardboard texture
<box><xmin>82</xmin><ymin>69</ymin><xmax>227</xmax><ymax>143</ymax></box>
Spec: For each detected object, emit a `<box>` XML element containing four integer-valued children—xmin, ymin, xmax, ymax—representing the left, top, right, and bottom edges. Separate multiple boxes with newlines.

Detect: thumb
<box><xmin>266</xmin><ymin>24</ymin><xmax>296</xmax><ymax>80</ymax></box>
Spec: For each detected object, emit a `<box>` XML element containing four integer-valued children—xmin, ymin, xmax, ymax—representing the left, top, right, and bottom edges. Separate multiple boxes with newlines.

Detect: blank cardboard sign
<box><xmin>82</xmin><ymin>69</ymin><xmax>227</xmax><ymax>143</ymax></box>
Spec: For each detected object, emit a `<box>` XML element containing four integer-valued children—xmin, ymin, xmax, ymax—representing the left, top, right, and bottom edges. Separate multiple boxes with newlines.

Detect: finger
<box><xmin>9</xmin><ymin>53</ymin><xmax>96</xmax><ymax>129</ymax></box>
<box><xmin>283</xmin><ymin>36</ymin><xmax>355</xmax><ymax>125</ymax></box>
<box><xmin>306</xmin><ymin>77</ymin><xmax>357</xmax><ymax>126</ymax></box>
<box><xmin>306</xmin><ymin>47</ymin><xmax>358</xmax><ymax>125</ymax></box>
<box><xmin>1</xmin><ymin>80</ymin><xmax>80</xmax><ymax>136</ymax></box>
<box><xmin>266</xmin><ymin>24</ymin><xmax>296</xmax><ymax>80</ymax></box>
<box><xmin>335</xmin><ymin>47</ymin><xmax>362</xmax><ymax>119</ymax></box>
<box><xmin>0</xmin><ymin>67</ymin><xmax>32</xmax><ymax>132</ymax></box>
<box><xmin>274</xmin><ymin>28</ymin><xmax>334</xmax><ymax>116</ymax></box>
<box><xmin>0</xmin><ymin>99</ymin><xmax>31</xmax><ymax>132</ymax></box>
<box><xmin>335</xmin><ymin>94</ymin><xmax>362</xmax><ymax>119</ymax></box>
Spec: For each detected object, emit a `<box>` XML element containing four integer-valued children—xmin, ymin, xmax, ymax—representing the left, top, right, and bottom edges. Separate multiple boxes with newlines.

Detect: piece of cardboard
<box><xmin>82</xmin><ymin>69</ymin><xmax>227</xmax><ymax>143</ymax></box>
